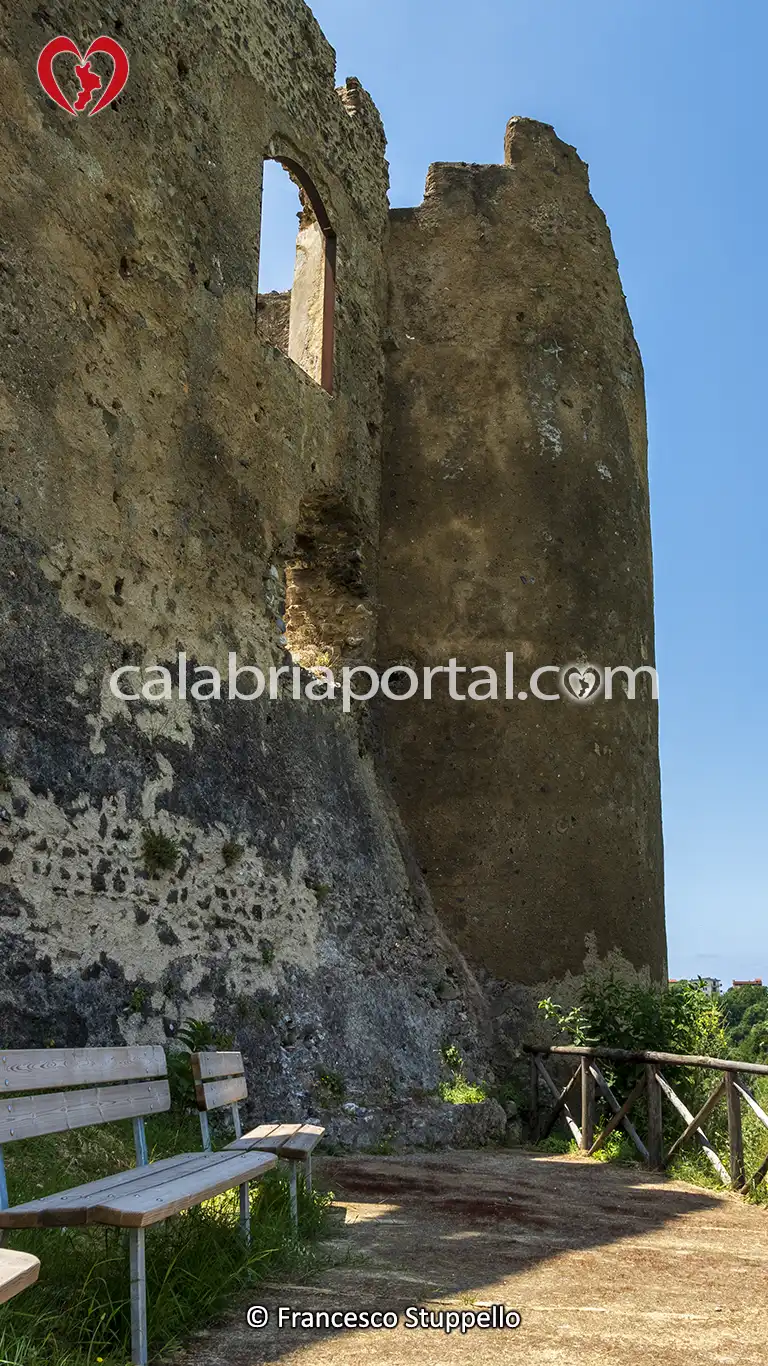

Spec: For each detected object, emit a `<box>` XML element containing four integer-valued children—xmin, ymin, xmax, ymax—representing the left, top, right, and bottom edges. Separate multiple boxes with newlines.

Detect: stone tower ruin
<box><xmin>0</xmin><ymin>0</ymin><xmax>665</xmax><ymax>1131</ymax></box>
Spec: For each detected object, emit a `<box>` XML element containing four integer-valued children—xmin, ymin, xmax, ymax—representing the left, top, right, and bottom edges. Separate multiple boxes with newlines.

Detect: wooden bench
<box><xmin>0</xmin><ymin>1047</ymin><xmax>277</xmax><ymax>1365</ymax></box>
<box><xmin>0</xmin><ymin>1248</ymin><xmax>40</xmax><ymax>1304</ymax></box>
<box><xmin>190</xmin><ymin>1051</ymin><xmax>325</xmax><ymax>1225</ymax></box>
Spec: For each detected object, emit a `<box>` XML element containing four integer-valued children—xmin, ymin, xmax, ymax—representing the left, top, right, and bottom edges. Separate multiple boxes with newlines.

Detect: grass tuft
<box><xmin>141</xmin><ymin>828</ymin><xmax>179</xmax><ymax>877</ymax></box>
<box><xmin>438</xmin><ymin>1077</ymin><xmax>488</xmax><ymax>1104</ymax></box>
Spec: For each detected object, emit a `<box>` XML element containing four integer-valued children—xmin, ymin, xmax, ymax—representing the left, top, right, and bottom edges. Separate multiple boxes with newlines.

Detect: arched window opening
<box><xmin>256</xmin><ymin>158</ymin><xmax>336</xmax><ymax>394</ymax></box>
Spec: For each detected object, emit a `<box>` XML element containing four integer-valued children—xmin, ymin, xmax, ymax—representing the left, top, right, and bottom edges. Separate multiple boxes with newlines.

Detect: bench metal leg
<box><xmin>239</xmin><ymin>1181</ymin><xmax>251</xmax><ymax>1247</ymax></box>
<box><xmin>288</xmin><ymin>1161</ymin><xmax>298</xmax><ymax>1229</ymax></box>
<box><xmin>306</xmin><ymin>1154</ymin><xmax>313</xmax><ymax>1193</ymax></box>
<box><xmin>129</xmin><ymin>1227</ymin><xmax>148</xmax><ymax>1366</ymax></box>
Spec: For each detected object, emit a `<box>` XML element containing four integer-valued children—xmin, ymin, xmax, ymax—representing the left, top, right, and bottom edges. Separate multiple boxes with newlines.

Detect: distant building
<box><xmin>699</xmin><ymin>978</ymin><xmax>721</xmax><ymax>997</ymax></box>
<box><xmin>669</xmin><ymin>977</ymin><xmax>721</xmax><ymax>996</ymax></box>
<box><xmin>732</xmin><ymin>979</ymin><xmax>763</xmax><ymax>988</ymax></box>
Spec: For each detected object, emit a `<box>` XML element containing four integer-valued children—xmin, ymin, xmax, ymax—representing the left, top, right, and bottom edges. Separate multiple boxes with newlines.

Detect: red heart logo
<box><xmin>37</xmin><ymin>35</ymin><xmax>129</xmax><ymax>117</ymax></box>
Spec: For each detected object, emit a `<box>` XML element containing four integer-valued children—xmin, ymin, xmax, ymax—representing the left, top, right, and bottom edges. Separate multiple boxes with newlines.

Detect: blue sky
<box><xmin>262</xmin><ymin>1</ymin><xmax>767</xmax><ymax>987</ymax></box>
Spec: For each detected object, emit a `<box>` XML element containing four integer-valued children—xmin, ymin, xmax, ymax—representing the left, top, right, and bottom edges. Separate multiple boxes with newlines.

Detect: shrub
<box><xmin>439</xmin><ymin>1076</ymin><xmax>487</xmax><ymax>1104</ymax></box>
<box><xmin>539</xmin><ymin>974</ymin><xmax>728</xmax><ymax>1059</ymax></box>
<box><xmin>538</xmin><ymin>975</ymin><xmax>768</xmax><ymax>1202</ymax></box>
<box><xmin>538</xmin><ymin>977</ymin><xmax>722</xmax><ymax>1159</ymax></box>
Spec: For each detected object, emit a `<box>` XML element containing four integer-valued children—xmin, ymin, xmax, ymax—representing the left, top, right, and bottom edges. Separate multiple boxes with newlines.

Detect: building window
<box><xmin>256</xmin><ymin>158</ymin><xmax>336</xmax><ymax>394</ymax></box>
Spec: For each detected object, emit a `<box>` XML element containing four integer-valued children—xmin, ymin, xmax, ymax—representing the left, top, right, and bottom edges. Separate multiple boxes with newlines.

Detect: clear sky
<box><xmin>263</xmin><ymin>1</ymin><xmax>767</xmax><ymax>987</ymax></box>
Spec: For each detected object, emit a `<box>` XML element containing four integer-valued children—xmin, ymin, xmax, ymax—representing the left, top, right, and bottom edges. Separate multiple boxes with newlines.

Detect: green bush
<box><xmin>164</xmin><ymin>1018</ymin><xmax>234</xmax><ymax>1111</ymax></box>
<box><xmin>538</xmin><ymin>972</ymin><xmax>765</xmax><ymax>1196</ymax></box>
<box><xmin>221</xmin><ymin>840</ymin><xmax>244</xmax><ymax>868</ymax></box>
<box><xmin>537</xmin><ymin>975</ymin><xmax>768</xmax><ymax>1203</ymax></box>
<box><xmin>539</xmin><ymin>975</ymin><xmax>728</xmax><ymax>1057</ymax></box>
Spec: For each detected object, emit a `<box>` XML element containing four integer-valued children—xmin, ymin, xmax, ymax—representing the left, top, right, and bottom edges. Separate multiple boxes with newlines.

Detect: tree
<box><xmin>721</xmin><ymin>984</ymin><xmax>768</xmax><ymax>1062</ymax></box>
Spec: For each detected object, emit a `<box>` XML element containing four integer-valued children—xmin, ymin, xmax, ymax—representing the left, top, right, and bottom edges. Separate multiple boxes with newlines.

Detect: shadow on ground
<box><xmin>173</xmin><ymin>1147</ymin><xmax>768</xmax><ymax>1366</ymax></box>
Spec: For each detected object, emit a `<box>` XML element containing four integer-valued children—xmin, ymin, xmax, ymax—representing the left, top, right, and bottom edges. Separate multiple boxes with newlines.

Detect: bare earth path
<box><xmin>175</xmin><ymin>1149</ymin><xmax>768</xmax><ymax>1366</ymax></box>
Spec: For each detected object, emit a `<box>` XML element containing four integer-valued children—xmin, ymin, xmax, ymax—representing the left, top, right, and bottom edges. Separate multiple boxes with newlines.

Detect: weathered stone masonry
<box><xmin>378</xmin><ymin>121</ymin><xmax>665</xmax><ymax>988</ymax></box>
<box><xmin>0</xmin><ymin>0</ymin><xmax>665</xmax><ymax>1133</ymax></box>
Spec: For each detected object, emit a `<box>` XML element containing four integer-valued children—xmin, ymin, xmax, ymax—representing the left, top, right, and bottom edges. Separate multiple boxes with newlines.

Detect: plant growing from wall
<box><xmin>141</xmin><ymin>827</ymin><xmax>180</xmax><ymax>878</ymax></box>
<box><xmin>439</xmin><ymin>1042</ymin><xmax>487</xmax><ymax>1104</ymax></box>
<box><xmin>222</xmin><ymin>840</ymin><xmax>244</xmax><ymax>868</ymax></box>
<box><xmin>307</xmin><ymin>879</ymin><xmax>331</xmax><ymax>903</ymax></box>
<box><xmin>314</xmin><ymin>1071</ymin><xmax>346</xmax><ymax>1108</ymax></box>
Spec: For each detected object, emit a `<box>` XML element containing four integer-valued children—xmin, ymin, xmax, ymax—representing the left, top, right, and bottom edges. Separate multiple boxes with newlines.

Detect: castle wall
<box><xmin>0</xmin><ymin>0</ymin><xmax>495</xmax><ymax>1124</ymax></box>
<box><xmin>378</xmin><ymin>119</ymin><xmax>666</xmax><ymax>988</ymax></box>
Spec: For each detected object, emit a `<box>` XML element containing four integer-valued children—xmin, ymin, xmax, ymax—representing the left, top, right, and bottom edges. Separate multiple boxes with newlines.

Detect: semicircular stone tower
<box><xmin>378</xmin><ymin>117</ymin><xmax>666</xmax><ymax>989</ymax></box>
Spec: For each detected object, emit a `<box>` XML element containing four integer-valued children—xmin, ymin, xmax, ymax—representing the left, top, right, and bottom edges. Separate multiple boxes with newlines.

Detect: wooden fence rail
<box><xmin>525</xmin><ymin>1044</ymin><xmax>768</xmax><ymax>1195</ymax></box>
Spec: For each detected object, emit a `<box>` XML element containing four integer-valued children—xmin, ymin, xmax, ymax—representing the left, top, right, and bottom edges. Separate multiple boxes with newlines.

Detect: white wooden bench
<box><xmin>0</xmin><ymin>1248</ymin><xmax>40</xmax><ymax>1304</ymax></box>
<box><xmin>0</xmin><ymin>1047</ymin><xmax>277</xmax><ymax>1365</ymax></box>
<box><xmin>190</xmin><ymin>1051</ymin><xmax>325</xmax><ymax>1225</ymax></box>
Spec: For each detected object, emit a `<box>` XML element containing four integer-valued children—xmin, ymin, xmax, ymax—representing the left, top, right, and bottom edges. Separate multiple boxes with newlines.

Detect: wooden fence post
<box><xmin>646</xmin><ymin>1065</ymin><xmax>664</xmax><ymax>1170</ymax></box>
<box><xmin>530</xmin><ymin>1054</ymin><xmax>540</xmax><ymax>1141</ymax></box>
<box><xmin>725</xmin><ymin>1071</ymin><xmax>745</xmax><ymax>1189</ymax></box>
<box><xmin>581</xmin><ymin>1056</ymin><xmax>595</xmax><ymax>1151</ymax></box>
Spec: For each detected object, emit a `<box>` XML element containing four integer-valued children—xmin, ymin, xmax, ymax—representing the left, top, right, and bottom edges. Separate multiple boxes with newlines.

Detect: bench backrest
<box><xmin>190</xmin><ymin>1051</ymin><xmax>247</xmax><ymax>1150</ymax></box>
<box><xmin>0</xmin><ymin>1046</ymin><xmax>170</xmax><ymax>1207</ymax></box>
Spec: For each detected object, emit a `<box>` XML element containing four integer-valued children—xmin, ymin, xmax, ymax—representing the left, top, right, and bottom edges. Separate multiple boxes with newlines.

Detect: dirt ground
<box><xmin>174</xmin><ymin>1149</ymin><xmax>768</xmax><ymax>1365</ymax></box>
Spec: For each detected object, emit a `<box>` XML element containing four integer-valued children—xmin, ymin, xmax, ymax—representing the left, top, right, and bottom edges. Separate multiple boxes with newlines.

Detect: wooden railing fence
<box><xmin>526</xmin><ymin>1044</ymin><xmax>768</xmax><ymax>1194</ymax></box>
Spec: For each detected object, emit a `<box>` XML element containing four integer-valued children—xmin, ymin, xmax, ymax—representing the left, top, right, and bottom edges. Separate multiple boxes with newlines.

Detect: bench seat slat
<box><xmin>227</xmin><ymin>1122</ymin><xmax>325</xmax><ymax>1159</ymax></box>
<box><xmin>90</xmin><ymin>1151</ymin><xmax>276</xmax><ymax>1227</ymax></box>
<box><xmin>0</xmin><ymin>1047</ymin><xmax>166</xmax><ymax>1094</ymax></box>
<box><xmin>279</xmin><ymin>1124</ymin><xmax>325</xmax><ymax>1157</ymax></box>
<box><xmin>0</xmin><ymin>1080</ymin><xmax>171</xmax><ymax>1143</ymax></box>
<box><xmin>0</xmin><ymin>1153</ymin><xmax>210</xmax><ymax>1225</ymax></box>
<box><xmin>0</xmin><ymin>1150</ymin><xmax>276</xmax><ymax>1229</ymax></box>
<box><xmin>0</xmin><ymin>1250</ymin><xmax>41</xmax><ymax>1304</ymax></box>
<box><xmin>227</xmin><ymin>1123</ymin><xmax>304</xmax><ymax>1151</ymax></box>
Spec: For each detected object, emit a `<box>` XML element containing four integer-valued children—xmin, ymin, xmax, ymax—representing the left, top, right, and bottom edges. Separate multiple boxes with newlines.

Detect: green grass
<box><xmin>588</xmin><ymin>1132</ymin><xmax>639</xmax><ymax>1165</ymax></box>
<box><xmin>660</xmin><ymin>1076</ymin><xmax>768</xmax><ymax>1204</ymax></box>
<box><xmin>531</xmin><ymin>1133</ymin><xmax>575</xmax><ymax>1156</ymax></box>
<box><xmin>438</xmin><ymin>1077</ymin><xmax>488</xmax><ymax>1104</ymax></box>
<box><xmin>0</xmin><ymin>1115</ymin><xmax>331</xmax><ymax>1365</ymax></box>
